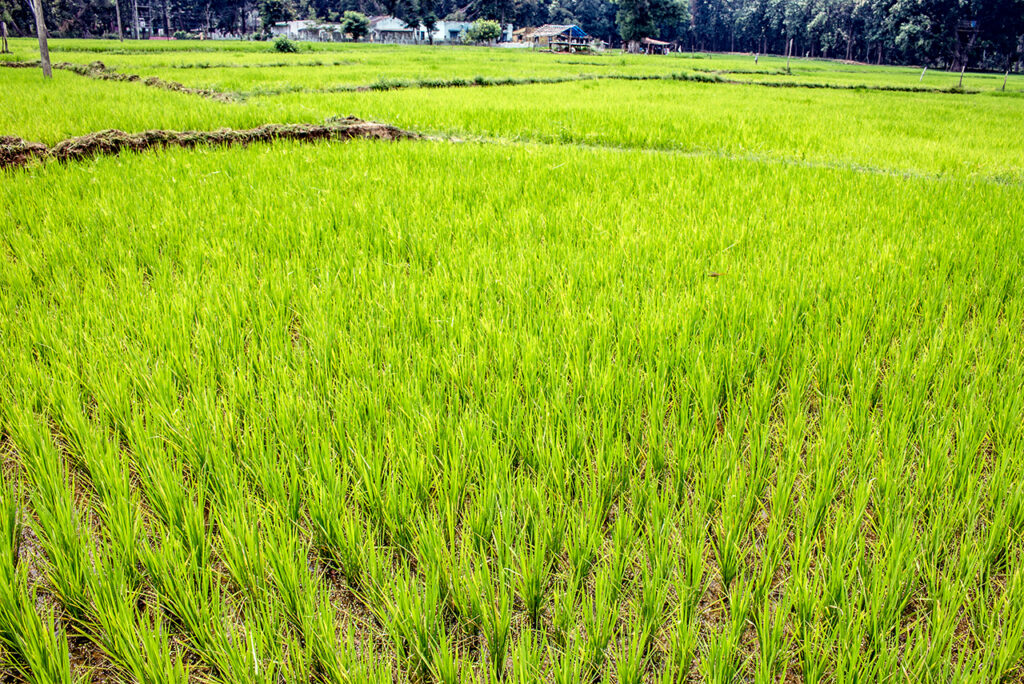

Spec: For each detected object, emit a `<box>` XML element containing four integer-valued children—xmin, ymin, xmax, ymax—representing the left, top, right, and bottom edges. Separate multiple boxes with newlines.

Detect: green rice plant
<box><xmin>617</xmin><ymin>627</ymin><xmax>652</xmax><ymax>684</ymax></box>
<box><xmin>698</xmin><ymin>623</ymin><xmax>745</xmax><ymax>684</ymax></box>
<box><xmin>565</xmin><ymin>502</ymin><xmax>604</xmax><ymax>590</ymax></box>
<box><xmin>974</xmin><ymin>564</ymin><xmax>1024</xmax><ymax>681</ymax></box>
<box><xmin>635</xmin><ymin>550</ymin><xmax>671</xmax><ymax>648</ymax></box>
<box><xmin>514</xmin><ymin>523</ymin><xmax>553</xmax><ymax>629</ymax></box>
<box><xmin>10</xmin><ymin>410</ymin><xmax>92</xmax><ymax>622</ymax></box>
<box><xmin>377</xmin><ymin>563</ymin><xmax>446</xmax><ymax>682</ymax></box>
<box><xmin>549</xmin><ymin>582</ymin><xmax>578</xmax><ymax>649</ymax></box>
<box><xmin>581</xmin><ymin>565</ymin><xmax>620</xmax><ymax>675</ymax></box>
<box><xmin>89</xmin><ymin>565</ymin><xmax>187</xmax><ymax>684</ymax></box>
<box><xmin>510</xmin><ymin>629</ymin><xmax>547</xmax><ymax>684</ymax></box>
<box><xmin>469</xmin><ymin>560</ymin><xmax>513</xmax><ymax>679</ymax></box>
<box><xmin>712</xmin><ymin>511</ymin><xmax>746</xmax><ymax>596</ymax></box>
<box><xmin>451</xmin><ymin>540</ymin><xmax>484</xmax><ymax>634</ymax></box>
<box><xmin>0</xmin><ymin>469</ymin><xmax>72</xmax><ymax>684</ymax></box>
<box><xmin>427</xmin><ymin>624</ymin><xmax>462</xmax><ymax>684</ymax></box>
<box><xmin>218</xmin><ymin>498</ymin><xmax>270</xmax><ymax>600</ymax></box>
<box><xmin>551</xmin><ymin>639</ymin><xmax>588</xmax><ymax>684</ymax></box>
<box><xmin>308</xmin><ymin>486</ymin><xmax>371</xmax><ymax>587</ymax></box>
<box><xmin>862</xmin><ymin>517</ymin><xmax>918</xmax><ymax>650</ymax></box>
<box><xmin>0</xmin><ymin>472</ymin><xmax>20</xmax><ymax>576</ymax></box>
<box><xmin>4</xmin><ymin>603</ymin><xmax>73</xmax><ymax>684</ymax></box>
<box><xmin>752</xmin><ymin>595</ymin><xmax>792</xmax><ymax>684</ymax></box>
<box><xmin>607</xmin><ymin>511</ymin><xmax>636</xmax><ymax>605</ymax></box>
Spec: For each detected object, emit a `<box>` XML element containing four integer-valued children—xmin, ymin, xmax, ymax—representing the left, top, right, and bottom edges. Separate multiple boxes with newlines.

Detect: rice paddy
<box><xmin>2</xmin><ymin>38</ymin><xmax>1024</xmax><ymax>684</ymax></box>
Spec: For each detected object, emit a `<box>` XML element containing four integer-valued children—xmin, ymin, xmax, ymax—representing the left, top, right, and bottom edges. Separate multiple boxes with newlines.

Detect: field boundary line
<box><xmin>2</xmin><ymin>59</ymin><xmax>239</xmax><ymax>101</ymax></box>
<box><xmin>235</xmin><ymin>70</ymin><xmax>986</xmax><ymax>98</ymax></box>
<box><xmin>2</xmin><ymin>59</ymin><xmax>988</xmax><ymax>100</ymax></box>
<box><xmin>443</xmin><ymin>134</ymin><xmax>1024</xmax><ymax>186</ymax></box>
<box><xmin>4</xmin><ymin>120</ymin><xmax>1020</xmax><ymax>186</ymax></box>
<box><xmin>0</xmin><ymin>117</ymin><xmax>416</xmax><ymax>170</ymax></box>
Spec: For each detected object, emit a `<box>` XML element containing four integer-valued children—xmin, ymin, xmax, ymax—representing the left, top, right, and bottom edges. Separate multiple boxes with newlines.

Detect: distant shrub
<box><xmin>466</xmin><ymin>19</ymin><xmax>501</xmax><ymax>44</ymax></box>
<box><xmin>340</xmin><ymin>11</ymin><xmax>370</xmax><ymax>41</ymax></box>
<box><xmin>273</xmin><ymin>36</ymin><xmax>299</xmax><ymax>52</ymax></box>
<box><xmin>173</xmin><ymin>31</ymin><xmax>189</xmax><ymax>40</ymax></box>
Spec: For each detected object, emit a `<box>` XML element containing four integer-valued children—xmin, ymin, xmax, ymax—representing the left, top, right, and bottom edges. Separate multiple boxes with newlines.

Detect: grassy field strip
<box><xmin>1</xmin><ymin>60</ymin><xmax>237</xmax><ymax>101</ymax></box>
<box><xmin>3</xmin><ymin>139</ymin><xmax>1023</xmax><ymax>681</ymax></box>
<box><xmin>7</xmin><ymin>38</ymin><xmax>1023</xmax><ymax>94</ymax></box>
<box><xmin>5</xmin><ymin>122</ymin><xmax>1022</xmax><ymax>188</ymax></box>
<box><xmin>225</xmin><ymin>71</ymin><xmax>988</xmax><ymax>98</ymax></box>
<box><xmin>263</xmin><ymin>80</ymin><xmax>1024</xmax><ymax>183</ymax></box>
<box><xmin>6</xmin><ymin>71</ymin><xmax>1023</xmax><ymax>180</ymax></box>
<box><xmin>7</xmin><ymin>58</ymin><xmax>991</xmax><ymax>106</ymax></box>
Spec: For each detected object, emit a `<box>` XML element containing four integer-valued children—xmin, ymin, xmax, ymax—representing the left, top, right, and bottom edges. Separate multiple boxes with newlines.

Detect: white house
<box><xmin>270</xmin><ymin>20</ymin><xmax>345</xmax><ymax>42</ymax></box>
<box><xmin>271</xmin><ymin>16</ymin><xmax>513</xmax><ymax>44</ymax></box>
<box><xmin>369</xmin><ymin>16</ymin><xmax>514</xmax><ymax>44</ymax></box>
<box><xmin>369</xmin><ymin>16</ymin><xmax>425</xmax><ymax>43</ymax></box>
<box><xmin>430</xmin><ymin>20</ymin><xmax>472</xmax><ymax>43</ymax></box>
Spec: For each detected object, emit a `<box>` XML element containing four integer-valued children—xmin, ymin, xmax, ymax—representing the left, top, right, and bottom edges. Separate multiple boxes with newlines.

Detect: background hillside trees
<box><xmin>8</xmin><ymin>0</ymin><xmax>1023</xmax><ymax>71</ymax></box>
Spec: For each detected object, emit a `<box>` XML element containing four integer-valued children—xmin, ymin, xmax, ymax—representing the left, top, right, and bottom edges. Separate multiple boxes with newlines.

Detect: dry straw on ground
<box><xmin>0</xmin><ymin>118</ymin><xmax>417</xmax><ymax>170</ymax></box>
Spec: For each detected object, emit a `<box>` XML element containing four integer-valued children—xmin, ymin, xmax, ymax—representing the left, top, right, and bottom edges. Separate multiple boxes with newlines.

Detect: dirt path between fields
<box><xmin>0</xmin><ymin>117</ymin><xmax>417</xmax><ymax>170</ymax></box>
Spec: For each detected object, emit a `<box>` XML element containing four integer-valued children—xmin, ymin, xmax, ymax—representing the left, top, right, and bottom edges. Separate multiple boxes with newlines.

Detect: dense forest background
<box><xmin>2</xmin><ymin>0</ymin><xmax>1022</xmax><ymax>70</ymax></box>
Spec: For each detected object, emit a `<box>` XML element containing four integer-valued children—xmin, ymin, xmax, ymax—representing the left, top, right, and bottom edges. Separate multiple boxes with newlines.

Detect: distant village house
<box><xmin>270</xmin><ymin>20</ymin><xmax>345</xmax><ymax>42</ymax></box>
<box><xmin>515</xmin><ymin>24</ymin><xmax>591</xmax><ymax>52</ymax></box>
<box><xmin>272</xmin><ymin>17</ymin><xmax>513</xmax><ymax>44</ymax></box>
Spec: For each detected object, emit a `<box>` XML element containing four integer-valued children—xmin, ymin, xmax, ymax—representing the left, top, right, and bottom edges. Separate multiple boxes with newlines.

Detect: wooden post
<box><xmin>1003</xmin><ymin>67</ymin><xmax>1009</xmax><ymax>91</ymax></box>
<box><xmin>958</xmin><ymin>65</ymin><xmax>965</xmax><ymax>88</ymax></box>
<box><xmin>115</xmin><ymin>0</ymin><xmax>124</xmax><ymax>40</ymax></box>
<box><xmin>1</xmin><ymin>21</ymin><xmax>8</xmax><ymax>53</ymax></box>
<box><xmin>786</xmin><ymin>38</ymin><xmax>793</xmax><ymax>73</ymax></box>
<box><xmin>31</xmin><ymin>0</ymin><xmax>52</xmax><ymax>78</ymax></box>
<box><xmin>919</xmin><ymin>66</ymin><xmax>926</xmax><ymax>82</ymax></box>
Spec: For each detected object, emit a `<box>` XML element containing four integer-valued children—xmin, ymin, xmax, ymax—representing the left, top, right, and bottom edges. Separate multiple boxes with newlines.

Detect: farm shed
<box><xmin>640</xmin><ymin>37</ymin><xmax>674</xmax><ymax>54</ymax></box>
<box><xmin>522</xmin><ymin>24</ymin><xmax>590</xmax><ymax>52</ymax></box>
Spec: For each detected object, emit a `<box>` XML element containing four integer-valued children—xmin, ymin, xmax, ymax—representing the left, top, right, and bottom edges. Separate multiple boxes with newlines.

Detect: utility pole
<box><xmin>115</xmin><ymin>0</ymin><xmax>124</xmax><ymax>40</ymax></box>
<box><xmin>31</xmin><ymin>0</ymin><xmax>52</xmax><ymax>78</ymax></box>
<box><xmin>132</xmin><ymin>0</ymin><xmax>140</xmax><ymax>38</ymax></box>
<box><xmin>1</xmin><ymin>21</ymin><xmax>9</xmax><ymax>53</ymax></box>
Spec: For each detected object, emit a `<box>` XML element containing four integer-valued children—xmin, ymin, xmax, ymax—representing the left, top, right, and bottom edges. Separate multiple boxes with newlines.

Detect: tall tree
<box><xmin>257</xmin><ymin>0</ymin><xmax>291</xmax><ymax>31</ymax></box>
<box><xmin>30</xmin><ymin>0</ymin><xmax>51</xmax><ymax>77</ymax></box>
<box><xmin>617</xmin><ymin>0</ymin><xmax>683</xmax><ymax>50</ymax></box>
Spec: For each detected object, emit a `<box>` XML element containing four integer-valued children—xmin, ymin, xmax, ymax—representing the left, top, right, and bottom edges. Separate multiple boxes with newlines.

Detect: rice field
<box><xmin>2</xmin><ymin>38</ymin><xmax>1024</xmax><ymax>684</ymax></box>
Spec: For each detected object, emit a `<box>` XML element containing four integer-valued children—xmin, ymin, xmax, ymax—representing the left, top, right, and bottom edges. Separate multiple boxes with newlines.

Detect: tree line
<box><xmin>2</xmin><ymin>0</ymin><xmax>1022</xmax><ymax>70</ymax></box>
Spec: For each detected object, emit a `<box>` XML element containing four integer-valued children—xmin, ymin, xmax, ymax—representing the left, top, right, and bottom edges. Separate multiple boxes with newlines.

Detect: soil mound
<box><xmin>1</xmin><ymin>118</ymin><xmax>418</xmax><ymax>170</ymax></box>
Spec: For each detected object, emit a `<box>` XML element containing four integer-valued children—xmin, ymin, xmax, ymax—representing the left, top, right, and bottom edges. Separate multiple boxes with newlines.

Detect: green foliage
<box><xmin>616</xmin><ymin>0</ymin><xmax>683</xmax><ymax>42</ymax></box>
<box><xmin>259</xmin><ymin>0</ymin><xmax>293</xmax><ymax>33</ymax></box>
<box><xmin>340</xmin><ymin>10</ymin><xmax>369</xmax><ymax>40</ymax></box>
<box><xmin>466</xmin><ymin>19</ymin><xmax>502</xmax><ymax>43</ymax></box>
<box><xmin>272</xmin><ymin>35</ymin><xmax>299</xmax><ymax>52</ymax></box>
